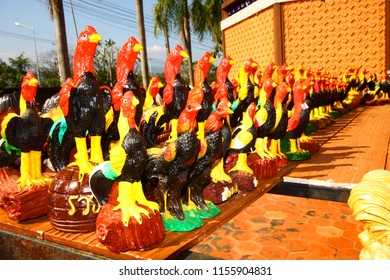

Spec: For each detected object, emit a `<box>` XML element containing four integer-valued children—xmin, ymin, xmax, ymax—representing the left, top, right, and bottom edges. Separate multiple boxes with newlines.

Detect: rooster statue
<box><xmin>183</xmin><ymin>100</ymin><xmax>233</xmax><ymax>218</ymax></box>
<box><xmin>202</xmin><ymin>56</ymin><xmax>237</xmax><ymax>205</ymax></box>
<box><xmin>224</xmin><ymin>102</ymin><xmax>258</xmax><ymax>192</ymax></box>
<box><xmin>213</xmin><ymin>55</ymin><xmax>237</xmax><ymax>107</ymax></box>
<box><xmin>143</xmin><ymin>76</ymin><xmax>164</xmax><ymax>112</ymax></box>
<box><xmin>189</xmin><ymin>51</ymin><xmax>215</xmax><ymax>140</ymax></box>
<box><xmin>0</xmin><ymin>90</ymin><xmax>22</xmax><ymax>168</ymax></box>
<box><xmin>101</xmin><ymin>36</ymin><xmax>144</xmax><ymax>159</ymax></box>
<box><xmin>48</xmin><ymin>26</ymin><xmax>104</xmax><ymax>180</ymax></box>
<box><xmin>111</xmin><ymin>36</ymin><xmax>145</xmax><ymax>125</ymax></box>
<box><xmin>230</xmin><ymin>58</ymin><xmax>258</xmax><ymax>128</ymax></box>
<box><xmin>1</xmin><ymin>71</ymin><xmax>53</xmax><ymax>188</ymax></box>
<box><xmin>284</xmin><ymin>78</ymin><xmax>312</xmax><ymax>160</ymax></box>
<box><xmin>268</xmin><ymin>79</ymin><xmax>292</xmax><ymax>167</ymax></box>
<box><xmin>348</xmin><ymin>169</ymin><xmax>390</xmax><ymax>259</ymax></box>
<box><xmin>90</xmin><ymin>90</ymin><xmax>164</xmax><ymax>252</ymax></box>
<box><xmin>163</xmin><ymin>45</ymin><xmax>190</xmax><ymax>142</ymax></box>
<box><xmin>144</xmin><ymin>100</ymin><xmax>202</xmax><ymax>231</ymax></box>
<box><xmin>253</xmin><ymin>78</ymin><xmax>277</xmax><ymax>159</ymax></box>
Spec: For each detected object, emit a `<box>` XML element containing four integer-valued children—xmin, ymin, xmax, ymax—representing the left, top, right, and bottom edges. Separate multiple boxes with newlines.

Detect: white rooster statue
<box><xmin>348</xmin><ymin>169</ymin><xmax>390</xmax><ymax>260</ymax></box>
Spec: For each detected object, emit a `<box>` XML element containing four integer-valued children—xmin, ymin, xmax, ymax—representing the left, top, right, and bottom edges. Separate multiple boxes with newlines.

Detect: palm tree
<box><xmin>153</xmin><ymin>0</ymin><xmax>195</xmax><ymax>86</ymax></box>
<box><xmin>200</xmin><ymin>0</ymin><xmax>224</xmax><ymax>57</ymax></box>
<box><xmin>153</xmin><ymin>0</ymin><xmax>173</xmax><ymax>56</ymax></box>
<box><xmin>153</xmin><ymin>0</ymin><xmax>224</xmax><ymax>86</ymax></box>
<box><xmin>48</xmin><ymin>0</ymin><xmax>71</xmax><ymax>84</ymax></box>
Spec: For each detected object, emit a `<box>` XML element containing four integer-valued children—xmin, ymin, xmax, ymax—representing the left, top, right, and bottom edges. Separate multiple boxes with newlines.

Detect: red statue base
<box><xmin>228</xmin><ymin>170</ymin><xmax>257</xmax><ymax>192</ymax></box>
<box><xmin>247</xmin><ymin>153</ymin><xmax>277</xmax><ymax>179</ymax></box>
<box><xmin>47</xmin><ymin>166</ymin><xmax>100</xmax><ymax>233</ymax></box>
<box><xmin>0</xmin><ymin>167</ymin><xmax>50</xmax><ymax>221</ymax></box>
<box><xmin>275</xmin><ymin>156</ymin><xmax>289</xmax><ymax>168</ymax></box>
<box><xmin>203</xmin><ymin>180</ymin><xmax>237</xmax><ymax>204</ymax></box>
<box><xmin>299</xmin><ymin>138</ymin><xmax>320</xmax><ymax>155</ymax></box>
<box><xmin>96</xmin><ymin>183</ymin><xmax>165</xmax><ymax>252</ymax></box>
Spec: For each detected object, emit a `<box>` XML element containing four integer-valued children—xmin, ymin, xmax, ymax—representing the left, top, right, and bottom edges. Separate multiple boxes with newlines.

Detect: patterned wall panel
<box><xmin>283</xmin><ymin>0</ymin><xmax>387</xmax><ymax>75</ymax></box>
<box><xmin>223</xmin><ymin>7</ymin><xmax>275</xmax><ymax>80</ymax></box>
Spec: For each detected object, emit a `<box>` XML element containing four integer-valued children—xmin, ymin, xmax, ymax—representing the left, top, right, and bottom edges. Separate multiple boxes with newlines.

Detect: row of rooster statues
<box><xmin>1</xmin><ymin>25</ymin><xmax>390</xmax><ymax>253</ymax></box>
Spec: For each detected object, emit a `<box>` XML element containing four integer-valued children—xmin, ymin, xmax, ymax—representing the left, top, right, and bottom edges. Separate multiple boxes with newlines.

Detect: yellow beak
<box><xmin>229</xmin><ymin>59</ymin><xmax>237</xmax><ymax>65</ymax></box>
<box><xmin>132</xmin><ymin>96</ymin><xmax>140</xmax><ymax>107</ymax></box>
<box><xmin>134</xmin><ymin>43</ymin><xmax>143</xmax><ymax>52</ymax></box>
<box><xmin>158</xmin><ymin>82</ymin><xmax>164</xmax><ymax>88</ymax></box>
<box><xmin>28</xmin><ymin>77</ymin><xmax>39</xmax><ymax>87</ymax></box>
<box><xmin>180</xmin><ymin>50</ymin><xmax>189</xmax><ymax>58</ymax></box>
<box><xmin>209</xmin><ymin>56</ymin><xmax>216</xmax><ymax>63</ymax></box>
<box><xmin>90</xmin><ymin>33</ymin><xmax>102</xmax><ymax>44</ymax></box>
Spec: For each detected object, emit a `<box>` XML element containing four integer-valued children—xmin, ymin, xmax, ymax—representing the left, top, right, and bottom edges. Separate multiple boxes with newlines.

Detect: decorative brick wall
<box><xmin>223</xmin><ymin>6</ymin><xmax>275</xmax><ymax>79</ymax></box>
<box><xmin>283</xmin><ymin>0</ymin><xmax>387</xmax><ymax>75</ymax></box>
<box><xmin>222</xmin><ymin>0</ymin><xmax>389</xmax><ymax>79</ymax></box>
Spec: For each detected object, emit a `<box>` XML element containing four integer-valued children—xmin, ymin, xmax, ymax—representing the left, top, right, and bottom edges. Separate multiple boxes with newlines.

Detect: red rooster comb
<box><xmin>21</xmin><ymin>70</ymin><xmax>38</xmax><ymax>104</ymax></box>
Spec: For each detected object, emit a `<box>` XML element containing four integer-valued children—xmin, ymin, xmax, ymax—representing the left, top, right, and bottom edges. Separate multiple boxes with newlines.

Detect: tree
<box><xmin>153</xmin><ymin>0</ymin><xmax>224</xmax><ymax>86</ymax></box>
<box><xmin>196</xmin><ymin>0</ymin><xmax>224</xmax><ymax>58</ymax></box>
<box><xmin>48</xmin><ymin>0</ymin><xmax>71</xmax><ymax>84</ymax></box>
<box><xmin>39</xmin><ymin>49</ymin><xmax>61</xmax><ymax>87</ymax></box>
<box><xmin>135</xmin><ymin>0</ymin><xmax>150</xmax><ymax>89</ymax></box>
<box><xmin>153</xmin><ymin>0</ymin><xmax>174</xmax><ymax>56</ymax></box>
<box><xmin>0</xmin><ymin>54</ymin><xmax>31</xmax><ymax>88</ymax></box>
<box><xmin>94</xmin><ymin>39</ymin><xmax>119</xmax><ymax>87</ymax></box>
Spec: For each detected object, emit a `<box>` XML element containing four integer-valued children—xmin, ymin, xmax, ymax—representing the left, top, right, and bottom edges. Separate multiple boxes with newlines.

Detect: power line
<box><xmin>0</xmin><ymin>30</ymin><xmax>55</xmax><ymax>44</ymax></box>
<box><xmin>61</xmin><ymin>0</ymin><xmax>215</xmax><ymax>50</ymax></box>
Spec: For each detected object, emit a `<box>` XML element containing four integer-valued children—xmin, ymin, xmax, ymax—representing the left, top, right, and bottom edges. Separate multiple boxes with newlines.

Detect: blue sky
<box><xmin>0</xmin><ymin>0</ymin><xmax>216</xmax><ymax>72</ymax></box>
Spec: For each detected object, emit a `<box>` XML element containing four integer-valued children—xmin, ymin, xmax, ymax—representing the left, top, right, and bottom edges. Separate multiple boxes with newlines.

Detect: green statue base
<box><xmin>162</xmin><ymin>210</ymin><xmax>204</xmax><ymax>232</ymax></box>
<box><xmin>286</xmin><ymin>150</ymin><xmax>311</xmax><ymax>161</ymax></box>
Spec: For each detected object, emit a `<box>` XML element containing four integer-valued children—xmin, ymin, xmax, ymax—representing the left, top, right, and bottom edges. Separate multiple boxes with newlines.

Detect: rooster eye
<box><xmin>123</xmin><ymin>99</ymin><xmax>128</xmax><ymax>103</ymax></box>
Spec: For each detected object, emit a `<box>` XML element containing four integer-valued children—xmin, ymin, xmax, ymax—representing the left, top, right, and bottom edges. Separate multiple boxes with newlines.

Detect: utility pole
<box><xmin>148</xmin><ymin>58</ymin><xmax>156</xmax><ymax>74</ymax></box>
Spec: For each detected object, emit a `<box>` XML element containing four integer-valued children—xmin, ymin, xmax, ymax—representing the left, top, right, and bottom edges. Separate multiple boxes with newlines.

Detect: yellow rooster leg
<box><xmin>17</xmin><ymin>152</ymin><xmax>33</xmax><ymax>188</ymax></box>
<box><xmin>269</xmin><ymin>139</ymin><xmax>278</xmax><ymax>155</ymax></box>
<box><xmin>89</xmin><ymin>135</ymin><xmax>104</xmax><ymax>164</ymax></box>
<box><xmin>290</xmin><ymin>139</ymin><xmax>298</xmax><ymax>153</ymax></box>
<box><xmin>69</xmin><ymin>137</ymin><xmax>94</xmax><ymax>181</ymax></box>
<box><xmin>197</xmin><ymin>122</ymin><xmax>205</xmax><ymax>140</ymax></box>
<box><xmin>30</xmin><ymin>150</ymin><xmax>52</xmax><ymax>185</ymax></box>
<box><xmin>262</xmin><ymin>136</ymin><xmax>275</xmax><ymax>158</ymax></box>
<box><xmin>167</xmin><ymin>119</ymin><xmax>178</xmax><ymax>142</ymax></box>
<box><xmin>229</xmin><ymin>153</ymin><xmax>253</xmax><ymax>175</ymax></box>
<box><xmin>210</xmin><ymin>158</ymin><xmax>232</xmax><ymax>183</ymax></box>
<box><xmin>132</xmin><ymin>181</ymin><xmax>160</xmax><ymax>213</ymax></box>
<box><xmin>254</xmin><ymin>138</ymin><xmax>271</xmax><ymax>160</ymax></box>
<box><xmin>113</xmin><ymin>181</ymin><xmax>151</xmax><ymax>226</ymax></box>
<box><xmin>162</xmin><ymin>191</ymin><xmax>176</xmax><ymax>221</ymax></box>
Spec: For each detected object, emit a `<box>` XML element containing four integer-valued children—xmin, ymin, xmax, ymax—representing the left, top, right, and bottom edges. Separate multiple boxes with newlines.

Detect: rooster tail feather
<box><xmin>47</xmin><ymin>117</ymin><xmax>75</xmax><ymax>171</ymax></box>
<box><xmin>90</xmin><ymin>161</ymin><xmax>117</xmax><ymax>206</ymax></box>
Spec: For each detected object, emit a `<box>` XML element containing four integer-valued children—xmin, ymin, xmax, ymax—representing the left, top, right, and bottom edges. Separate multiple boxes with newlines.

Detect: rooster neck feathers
<box><xmin>73</xmin><ymin>26</ymin><xmax>102</xmax><ymax>82</ymax></box>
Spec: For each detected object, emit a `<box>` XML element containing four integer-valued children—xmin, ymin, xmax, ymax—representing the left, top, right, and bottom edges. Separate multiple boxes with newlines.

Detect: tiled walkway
<box><xmin>191</xmin><ymin>193</ymin><xmax>364</xmax><ymax>260</ymax></box>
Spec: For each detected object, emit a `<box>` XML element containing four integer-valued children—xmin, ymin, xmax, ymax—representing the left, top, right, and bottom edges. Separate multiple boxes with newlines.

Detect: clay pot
<box><xmin>47</xmin><ymin>166</ymin><xmax>100</xmax><ymax>233</ymax></box>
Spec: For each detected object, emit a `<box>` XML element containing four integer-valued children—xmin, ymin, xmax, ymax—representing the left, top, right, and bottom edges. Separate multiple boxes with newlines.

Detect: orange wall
<box><xmin>283</xmin><ymin>0</ymin><xmax>387</xmax><ymax>75</ymax></box>
<box><xmin>223</xmin><ymin>7</ymin><xmax>275</xmax><ymax>80</ymax></box>
<box><xmin>222</xmin><ymin>0</ymin><xmax>389</xmax><ymax>79</ymax></box>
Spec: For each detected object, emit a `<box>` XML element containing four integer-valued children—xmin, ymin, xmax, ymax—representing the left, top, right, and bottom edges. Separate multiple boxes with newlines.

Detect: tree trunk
<box><xmin>163</xmin><ymin>19</ymin><xmax>170</xmax><ymax>57</ymax></box>
<box><xmin>135</xmin><ymin>0</ymin><xmax>149</xmax><ymax>88</ymax></box>
<box><xmin>49</xmin><ymin>0</ymin><xmax>71</xmax><ymax>84</ymax></box>
<box><xmin>182</xmin><ymin>0</ymin><xmax>194</xmax><ymax>87</ymax></box>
